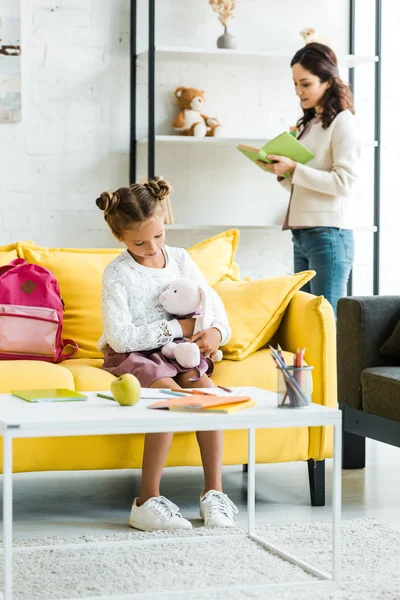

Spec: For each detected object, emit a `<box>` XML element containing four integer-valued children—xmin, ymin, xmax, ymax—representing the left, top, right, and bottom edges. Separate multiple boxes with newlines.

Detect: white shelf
<box><xmin>138</xmin><ymin>135</ymin><xmax>378</xmax><ymax>148</ymax></box>
<box><xmin>137</xmin><ymin>135</ymin><xmax>266</xmax><ymax>146</ymax></box>
<box><xmin>137</xmin><ymin>46</ymin><xmax>378</xmax><ymax>67</ymax></box>
<box><xmin>165</xmin><ymin>224</ymin><xmax>378</xmax><ymax>232</ymax></box>
<box><xmin>165</xmin><ymin>224</ymin><xmax>282</xmax><ymax>230</ymax></box>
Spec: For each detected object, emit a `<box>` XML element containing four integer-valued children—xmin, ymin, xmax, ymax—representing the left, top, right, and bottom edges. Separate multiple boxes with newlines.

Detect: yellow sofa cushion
<box><xmin>61</xmin><ymin>358</ymin><xmax>115</xmax><ymax>391</ymax></box>
<box><xmin>215</xmin><ymin>271</ymin><xmax>315</xmax><ymax>361</ymax></box>
<box><xmin>187</xmin><ymin>229</ymin><xmax>240</xmax><ymax>285</ymax></box>
<box><xmin>19</xmin><ymin>245</ymin><xmax>123</xmax><ymax>359</ymax></box>
<box><xmin>0</xmin><ymin>243</ymin><xmax>18</xmax><ymax>266</ymax></box>
<box><xmin>0</xmin><ymin>361</ymin><xmax>75</xmax><ymax>393</ymax></box>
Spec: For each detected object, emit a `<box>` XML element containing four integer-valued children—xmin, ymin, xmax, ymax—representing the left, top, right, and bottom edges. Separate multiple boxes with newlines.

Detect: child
<box><xmin>96</xmin><ymin>178</ymin><xmax>238</xmax><ymax>532</ymax></box>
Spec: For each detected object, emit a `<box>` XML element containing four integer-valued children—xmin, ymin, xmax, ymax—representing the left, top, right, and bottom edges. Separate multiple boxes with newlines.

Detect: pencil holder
<box><xmin>276</xmin><ymin>366</ymin><xmax>313</xmax><ymax>408</ymax></box>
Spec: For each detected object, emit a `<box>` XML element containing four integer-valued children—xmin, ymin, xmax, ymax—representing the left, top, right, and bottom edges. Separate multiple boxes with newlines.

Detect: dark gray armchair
<box><xmin>337</xmin><ymin>296</ymin><xmax>400</xmax><ymax>468</ymax></box>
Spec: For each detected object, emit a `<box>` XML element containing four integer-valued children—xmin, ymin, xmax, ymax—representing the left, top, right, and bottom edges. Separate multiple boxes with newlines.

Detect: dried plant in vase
<box><xmin>209</xmin><ymin>0</ymin><xmax>237</xmax><ymax>50</ymax></box>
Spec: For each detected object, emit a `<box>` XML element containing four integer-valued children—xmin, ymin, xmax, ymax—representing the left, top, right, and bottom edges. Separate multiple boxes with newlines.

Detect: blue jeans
<box><xmin>292</xmin><ymin>228</ymin><xmax>354</xmax><ymax>315</ymax></box>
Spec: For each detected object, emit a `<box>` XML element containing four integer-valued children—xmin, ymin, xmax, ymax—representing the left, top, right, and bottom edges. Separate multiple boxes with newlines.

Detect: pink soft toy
<box><xmin>159</xmin><ymin>278</ymin><xmax>223</xmax><ymax>369</ymax></box>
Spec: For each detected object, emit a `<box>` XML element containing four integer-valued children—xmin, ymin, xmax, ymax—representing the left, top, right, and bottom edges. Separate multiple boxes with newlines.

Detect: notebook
<box><xmin>12</xmin><ymin>389</ymin><xmax>88</xmax><ymax>403</ymax></box>
<box><xmin>169</xmin><ymin>398</ymin><xmax>256</xmax><ymax>414</ymax></box>
<box><xmin>237</xmin><ymin>131</ymin><xmax>315</xmax><ymax>178</ymax></box>
<box><xmin>148</xmin><ymin>394</ymin><xmax>255</xmax><ymax>413</ymax></box>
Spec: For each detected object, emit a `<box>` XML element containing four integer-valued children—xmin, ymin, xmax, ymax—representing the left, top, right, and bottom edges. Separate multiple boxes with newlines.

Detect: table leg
<box><xmin>332</xmin><ymin>422</ymin><xmax>342</xmax><ymax>583</ymax></box>
<box><xmin>3</xmin><ymin>431</ymin><xmax>13</xmax><ymax>600</ymax></box>
<box><xmin>247</xmin><ymin>428</ymin><xmax>256</xmax><ymax>535</ymax></box>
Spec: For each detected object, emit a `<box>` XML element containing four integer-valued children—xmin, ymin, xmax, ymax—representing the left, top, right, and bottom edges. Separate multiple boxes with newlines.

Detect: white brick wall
<box><xmin>0</xmin><ymin>0</ymin><xmax>397</xmax><ymax>288</ymax></box>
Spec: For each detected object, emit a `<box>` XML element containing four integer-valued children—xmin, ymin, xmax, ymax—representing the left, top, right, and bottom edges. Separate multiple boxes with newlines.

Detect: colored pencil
<box><xmin>217</xmin><ymin>385</ymin><xmax>233</xmax><ymax>393</ymax></box>
<box><xmin>169</xmin><ymin>388</ymin><xmax>217</xmax><ymax>396</ymax></box>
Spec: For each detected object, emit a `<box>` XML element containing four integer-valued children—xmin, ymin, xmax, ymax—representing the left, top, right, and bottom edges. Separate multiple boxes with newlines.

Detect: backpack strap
<box><xmin>56</xmin><ymin>339</ymin><xmax>79</xmax><ymax>362</ymax></box>
<box><xmin>0</xmin><ymin>258</ymin><xmax>27</xmax><ymax>277</ymax></box>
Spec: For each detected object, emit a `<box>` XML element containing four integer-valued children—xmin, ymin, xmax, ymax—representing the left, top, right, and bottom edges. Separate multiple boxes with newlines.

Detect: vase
<box><xmin>217</xmin><ymin>26</ymin><xmax>236</xmax><ymax>50</ymax></box>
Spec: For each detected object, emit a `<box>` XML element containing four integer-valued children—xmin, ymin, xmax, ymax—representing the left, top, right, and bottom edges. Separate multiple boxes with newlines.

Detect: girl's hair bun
<box><xmin>95</xmin><ymin>191</ymin><xmax>120</xmax><ymax>216</ymax></box>
<box><xmin>143</xmin><ymin>177</ymin><xmax>171</xmax><ymax>201</ymax></box>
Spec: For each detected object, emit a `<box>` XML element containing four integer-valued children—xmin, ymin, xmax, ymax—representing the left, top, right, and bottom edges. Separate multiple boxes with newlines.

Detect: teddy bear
<box><xmin>159</xmin><ymin>278</ymin><xmax>223</xmax><ymax>369</ymax></box>
<box><xmin>172</xmin><ymin>87</ymin><xmax>226</xmax><ymax>137</ymax></box>
<box><xmin>299</xmin><ymin>27</ymin><xmax>332</xmax><ymax>48</ymax></box>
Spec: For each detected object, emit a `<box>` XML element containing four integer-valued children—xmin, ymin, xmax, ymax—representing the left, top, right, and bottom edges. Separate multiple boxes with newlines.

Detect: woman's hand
<box><xmin>178</xmin><ymin>318</ymin><xmax>196</xmax><ymax>338</ymax></box>
<box><xmin>256</xmin><ymin>154</ymin><xmax>297</xmax><ymax>176</ymax></box>
<box><xmin>190</xmin><ymin>328</ymin><xmax>222</xmax><ymax>358</ymax></box>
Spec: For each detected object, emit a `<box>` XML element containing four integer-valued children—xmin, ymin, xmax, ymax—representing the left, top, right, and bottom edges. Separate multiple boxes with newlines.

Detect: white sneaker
<box><xmin>200</xmin><ymin>490</ymin><xmax>238</xmax><ymax>527</ymax></box>
<box><xmin>129</xmin><ymin>496</ymin><xmax>192</xmax><ymax>531</ymax></box>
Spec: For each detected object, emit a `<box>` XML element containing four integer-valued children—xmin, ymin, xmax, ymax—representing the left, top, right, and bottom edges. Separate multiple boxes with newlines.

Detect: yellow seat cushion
<box><xmin>188</xmin><ymin>229</ymin><xmax>240</xmax><ymax>285</ymax></box>
<box><xmin>61</xmin><ymin>348</ymin><xmax>293</xmax><ymax>394</ymax></box>
<box><xmin>0</xmin><ymin>361</ymin><xmax>75</xmax><ymax>393</ymax></box>
<box><xmin>215</xmin><ymin>271</ymin><xmax>315</xmax><ymax>360</ymax></box>
<box><xmin>212</xmin><ymin>348</ymin><xmax>293</xmax><ymax>390</ymax></box>
<box><xmin>61</xmin><ymin>358</ymin><xmax>115</xmax><ymax>391</ymax></box>
<box><xmin>0</xmin><ymin>243</ymin><xmax>18</xmax><ymax>266</ymax></box>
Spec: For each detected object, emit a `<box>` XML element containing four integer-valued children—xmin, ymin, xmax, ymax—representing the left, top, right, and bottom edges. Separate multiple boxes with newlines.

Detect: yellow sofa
<box><xmin>0</xmin><ymin>232</ymin><xmax>336</xmax><ymax>506</ymax></box>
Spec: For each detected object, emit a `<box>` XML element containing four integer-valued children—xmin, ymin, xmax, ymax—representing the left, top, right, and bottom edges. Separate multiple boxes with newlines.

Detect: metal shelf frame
<box><xmin>130</xmin><ymin>0</ymin><xmax>382</xmax><ymax>294</ymax></box>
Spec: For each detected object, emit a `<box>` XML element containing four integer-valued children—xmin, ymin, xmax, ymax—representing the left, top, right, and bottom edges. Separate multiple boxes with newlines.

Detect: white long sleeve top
<box><xmin>98</xmin><ymin>246</ymin><xmax>231</xmax><ymax>354</ymax></box>
<box><xmin>279</xmin><ymin>110</ymin><xmax>361</xmax><ymax>228</ymax></box>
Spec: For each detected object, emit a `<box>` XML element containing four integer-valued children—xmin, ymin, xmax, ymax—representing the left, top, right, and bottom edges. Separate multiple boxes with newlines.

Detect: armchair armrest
<box><xmin>274</xmin><ymin>291</ymin><xmax>336</xmax><ymax>461</ymax></box>
<box><xmin>337</xmin><ymin>296</ymin><xmax>400</xmax><ymax>410</ymax></box>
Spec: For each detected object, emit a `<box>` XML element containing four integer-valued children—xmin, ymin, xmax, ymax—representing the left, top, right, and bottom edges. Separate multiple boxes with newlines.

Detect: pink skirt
<box><xmin>102</xmin><ymin>341</ymin><xmax>214</xmax><ymax>388</ymax></box>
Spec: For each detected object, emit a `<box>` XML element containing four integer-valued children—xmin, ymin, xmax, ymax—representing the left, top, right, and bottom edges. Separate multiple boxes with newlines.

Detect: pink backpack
<box><xmin>0</xmin><ymin>258</ymin><xmax>78</xmax><ymax>362</ymax></box>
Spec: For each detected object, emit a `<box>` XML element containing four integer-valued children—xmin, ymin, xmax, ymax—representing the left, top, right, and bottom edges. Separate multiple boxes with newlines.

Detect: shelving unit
<box><xmin>130</xmin><ymin>0</ymin><xmax>382</xmax><ymax>293</ymax></box>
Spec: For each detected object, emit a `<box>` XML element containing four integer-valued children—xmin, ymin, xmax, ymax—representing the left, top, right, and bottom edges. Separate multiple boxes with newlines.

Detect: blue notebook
<box><xmin>12</xmin><ymin>389</ymin><xmax>88</xmax><ymax>403</ymax></box>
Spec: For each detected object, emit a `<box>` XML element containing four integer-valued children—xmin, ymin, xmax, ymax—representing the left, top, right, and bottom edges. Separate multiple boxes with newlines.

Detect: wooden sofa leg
<box><xmin>307</xmin><ymin>459</ymin><xmax>325</xmax><ymax>506</ymax></box>
<box><xmin>342</xmin><ymin>430</ymin><xmax>366</xmax><ymax>469</ymax></box>
<box><xmin>242</xmin><ymin>464</ymin><xmax>248</xmax><ymax>473</ymax></box>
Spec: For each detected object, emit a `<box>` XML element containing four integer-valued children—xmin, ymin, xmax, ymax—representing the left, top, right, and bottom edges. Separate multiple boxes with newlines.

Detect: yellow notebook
<box><xmin>169</xmin><ymin>398</ymin><xmax>256</xmax><ymax>414</ymax></box>
<box><xmin>12</xmin><ymin>389</ymin><xmax>88</xmax><ymax>403</ymax></box>
<box><xmin>148</xmin><ymin>395</ymin><xmax>255</xmax><ymax>413</ymax></box>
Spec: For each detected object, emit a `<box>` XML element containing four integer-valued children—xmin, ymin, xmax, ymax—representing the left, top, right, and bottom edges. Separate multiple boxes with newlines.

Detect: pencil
<box><xmin>169</xmin><ymin>388</ymin><xmax>217</xmax><ymax>396</ymax></box>
<box><xmin>160</xmin><ymin>389</ymin><xmax>186</xmax><ymax>397</ymax></box>
<box><xmin>217</xmin><ymin>385</ymin><xmax>233</xmax><ymax>393</ymax></box>
<box><xmin>97</xmin><ymin>393</ymin><xmax>115</xmax><ymax>401</ymax></box>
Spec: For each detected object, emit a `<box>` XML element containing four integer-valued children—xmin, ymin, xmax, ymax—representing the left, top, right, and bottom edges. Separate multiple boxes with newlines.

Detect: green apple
<box><xmin>110</xmin><ymin>373</ymin><xmax>141</xmax><ymax>406</ymax></box>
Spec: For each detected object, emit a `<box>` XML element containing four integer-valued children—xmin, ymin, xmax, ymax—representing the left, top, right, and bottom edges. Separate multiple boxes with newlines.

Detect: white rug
<box><xmin>1</xmin><ymin>518</ymin><xmax>400</xmax><ymax>599</ymax></box>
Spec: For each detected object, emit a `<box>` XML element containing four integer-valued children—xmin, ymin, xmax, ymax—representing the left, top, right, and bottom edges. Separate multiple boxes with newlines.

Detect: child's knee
<box><xmin>196</xmin><ymin>374</ymin><xmax>215</xmax><ymax>388</ymax></box>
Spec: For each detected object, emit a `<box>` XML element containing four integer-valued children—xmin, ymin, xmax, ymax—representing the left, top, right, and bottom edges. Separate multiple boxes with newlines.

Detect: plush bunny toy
<box><xmin>159</xmin><ymin>278</ymin><xmax>223</xmax><ymax>369</ymax></box>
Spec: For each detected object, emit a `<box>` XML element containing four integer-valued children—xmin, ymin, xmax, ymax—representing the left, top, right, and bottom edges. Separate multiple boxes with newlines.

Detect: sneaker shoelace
<box><xmin>145</xmin><ymin>496</ymin><xmax>182</xmax><ymax>521</ymax></box>
<box><xmin>203</xmin><ymin>491</ymin><xmax>239</xmax><ymax>518</ymax></box>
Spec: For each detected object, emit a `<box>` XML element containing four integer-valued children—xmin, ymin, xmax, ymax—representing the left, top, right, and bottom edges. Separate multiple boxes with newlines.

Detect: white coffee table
<box><xmin>0</xmin><ymin>386</ymin><xmax>341</xmax><ymax>599</ymax></box>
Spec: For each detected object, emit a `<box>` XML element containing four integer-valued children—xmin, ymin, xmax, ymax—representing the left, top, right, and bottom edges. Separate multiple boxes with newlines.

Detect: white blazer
<box><xmin>280</xmin><ymin>110</ymin><xmax>361</xmax><ymax>229</ymax></box>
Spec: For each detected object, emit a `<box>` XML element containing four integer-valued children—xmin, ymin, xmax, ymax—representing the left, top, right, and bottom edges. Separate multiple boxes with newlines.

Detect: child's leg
<box><xmin>138</xmin><ymin>377</ymin><xmax>179</xmax><ymax>505</ymax></box>
<box><xmin>175</xmin><ymin>372</ymin><xmax>223</xmax><ymax>493</ymax></box>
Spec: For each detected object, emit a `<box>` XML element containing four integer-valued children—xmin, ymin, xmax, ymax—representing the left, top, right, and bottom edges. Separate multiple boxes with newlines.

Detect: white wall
<box><xmin>0</xmin><ymin>0</ymin><xmax>130</xmax><ymax>249</ymax></box>
<box><xmin>1</xmin><ymin>0</ymin><xmax>395</xmax><ymax>287</ymax></box>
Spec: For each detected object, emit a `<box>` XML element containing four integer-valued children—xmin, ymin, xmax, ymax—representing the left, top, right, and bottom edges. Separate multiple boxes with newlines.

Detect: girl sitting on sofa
<box><xmin>96</xmin><ymin>178</ymin><xmax>238</xmax><ymax>532</ymax></box>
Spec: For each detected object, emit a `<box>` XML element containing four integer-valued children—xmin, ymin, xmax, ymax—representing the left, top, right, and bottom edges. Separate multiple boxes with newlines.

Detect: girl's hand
<box><xmin>178</xmin><ymin>318</ymin><xmax>196</xmax><ymax>338</ymax></box>
<box><xmin>256</xmin><ymin>154</ymin><xmax>297</xmax><ymax>176</ymax></box>
<box><xmin>190</xmin><ymin>328</ymin><xmax>222</xmax><ymax>358</ymax></box>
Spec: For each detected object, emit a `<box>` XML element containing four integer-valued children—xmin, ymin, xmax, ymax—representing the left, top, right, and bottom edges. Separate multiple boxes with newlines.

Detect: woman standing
<box><xmin>258</xmin><ymin>43</ymin><xmax>361</xmax><ymax>315</ymax></box>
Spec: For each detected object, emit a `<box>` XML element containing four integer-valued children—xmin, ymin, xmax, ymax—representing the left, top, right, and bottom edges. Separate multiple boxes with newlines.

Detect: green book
<box><xmin>12</xmin><ymin>389</ymin><xmax>88</xmax><ymax>403</ymax></box>
<box><xmin>237</xmin><ymin>132</ymin><xmax>315</xmax><ymax>178</ymax></box>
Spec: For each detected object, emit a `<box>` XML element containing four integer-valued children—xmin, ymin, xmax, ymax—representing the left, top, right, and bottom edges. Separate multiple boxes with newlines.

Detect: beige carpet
<box><xmin>1</xmin><ymin>518</ymin><xmax>400</xmax><ymax>599</ymax></box>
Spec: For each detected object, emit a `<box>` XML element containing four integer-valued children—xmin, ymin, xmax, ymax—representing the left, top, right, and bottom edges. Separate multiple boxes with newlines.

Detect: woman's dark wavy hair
<box><xmin>291</xmin><ymin>42</ymin><xmax>354</xmax><ymax>130</ymax></box>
